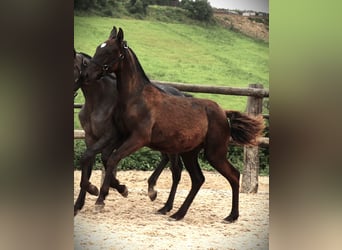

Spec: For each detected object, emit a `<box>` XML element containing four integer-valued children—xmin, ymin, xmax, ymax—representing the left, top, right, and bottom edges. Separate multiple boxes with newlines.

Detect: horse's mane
<box><xmin>127</xmin><ymin>47</ymin><xmax>150</xmax><ymax>83</ymax></box>
<box><xmin>127</xmin><ymin>47</ymin><xmax>167</xmax><ymax>94</ymax></box>
<box><xmin>78</xmin><ymin>52</ymin><xmax>92</xmax><ymax>60</ymax></box>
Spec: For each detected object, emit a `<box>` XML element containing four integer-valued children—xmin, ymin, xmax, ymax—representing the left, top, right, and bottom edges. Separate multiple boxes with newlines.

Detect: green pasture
<box><xmin>74</xmin><ymin>16</ymin><xmax>269</xmax><ymax>128</ymax></box>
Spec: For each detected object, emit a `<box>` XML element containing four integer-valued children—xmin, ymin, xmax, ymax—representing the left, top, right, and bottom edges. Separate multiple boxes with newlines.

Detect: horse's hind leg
<box><xmin>205</xmin><ymin>146</ymin><xmax>240</xmax><ymax>223</ymax></box>
<box><xmin>170</xmin><ymin>149</ymin><xmax>204</xmax><ymax>220</ymax></box>
<box><xmin>147</xmin><ymin>153</ymin><xmax>169</xmax><ymax>201</ymax></box>
<box><xmin>157</xmin><ymin>154</ymin><xmax>183</xmax><ymax>214</ymax></box>
<box><xmin>101</xmin><ymin>143</ymin><xmax>128</xmax><ymax>197</ymax></box>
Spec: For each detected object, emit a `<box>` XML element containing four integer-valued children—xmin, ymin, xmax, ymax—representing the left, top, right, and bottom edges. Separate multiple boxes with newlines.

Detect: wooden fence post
<box><xmin>241</xmin><ymin>83</ymin><xmax>264</xmax><ymax>193</ymax></box>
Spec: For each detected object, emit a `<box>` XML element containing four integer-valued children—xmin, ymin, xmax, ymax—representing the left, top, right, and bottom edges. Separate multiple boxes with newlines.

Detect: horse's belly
<box><xmin>149</xmin><ymin>124</ymin><xmax>206</xmax><ymax>153</ymax></box>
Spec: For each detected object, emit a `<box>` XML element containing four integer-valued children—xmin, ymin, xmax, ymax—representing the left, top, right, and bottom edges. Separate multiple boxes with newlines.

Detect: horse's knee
<box><xmin>80</xmin><ymin>150</ymin><xmax>95</xmax><ymax>165</ymax></box>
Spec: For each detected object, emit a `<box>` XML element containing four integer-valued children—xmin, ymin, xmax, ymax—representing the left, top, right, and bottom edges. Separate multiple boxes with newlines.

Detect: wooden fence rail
<box><xmin>150</xmin><ymin>80</ymin><xmax>269</xmax><ymax>97</ymax></box>
<box><xmin>74</xmin><ymin>81</ymin><xmax>269</xmax><ymax>193</ymax></box>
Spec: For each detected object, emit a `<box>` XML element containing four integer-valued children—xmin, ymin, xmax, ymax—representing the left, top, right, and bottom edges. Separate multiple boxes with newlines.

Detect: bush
<box><xmin>128</xmin><ymin>0</ymin><xmax>149</xmax><ymax>15</ymax></box>
<box><xmin>74</xmin><ymin>0</ymin><xmax>96</xmax><ymax>11</ymax></box>
<box><xmin>180</xmin><ymin>0</ymin><xmax>213</xmax><ymax>22</ymax></box>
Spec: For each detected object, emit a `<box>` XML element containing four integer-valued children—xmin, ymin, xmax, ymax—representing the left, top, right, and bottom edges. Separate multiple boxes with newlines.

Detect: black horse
<box><xmin>74</xmin><ymin>49</ymin><xmax>128</xmax><ymax>216</ymax></box>
<box><xmin>74</xmin><ymin>49</ymin><xmax>191</xmax><ymax>215</ymax></box>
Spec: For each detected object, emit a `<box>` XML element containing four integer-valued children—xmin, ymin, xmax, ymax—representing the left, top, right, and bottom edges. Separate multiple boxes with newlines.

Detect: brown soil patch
<box><xmin>74</xmin><ymin>170</ymin><xmax>269</xmax><ymax>249</ymax></box>
<box><xmin>214</xmin><ymin>13</ymin><xmax>269</xmax><ymax>42</ymax></box>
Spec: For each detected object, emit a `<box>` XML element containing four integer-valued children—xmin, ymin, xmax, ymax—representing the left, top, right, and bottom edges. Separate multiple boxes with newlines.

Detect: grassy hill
<box><xmin>74</xmin><ymin>15</ymin><xmax>269</xmax><ymax>128</ymax></box>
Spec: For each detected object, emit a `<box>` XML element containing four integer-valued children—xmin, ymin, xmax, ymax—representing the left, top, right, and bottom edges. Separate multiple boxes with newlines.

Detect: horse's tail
<box><xmin>225</xmin><ymin>110</ymin><xmax>265</xmax><ymax>146</ymax></box>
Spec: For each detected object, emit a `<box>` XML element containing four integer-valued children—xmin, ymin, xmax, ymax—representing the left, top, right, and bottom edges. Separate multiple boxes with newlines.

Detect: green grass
<box><xmin>74</xmin><ymin>16</ymin><xmax>269</xmax><ymax>128</ymax></box>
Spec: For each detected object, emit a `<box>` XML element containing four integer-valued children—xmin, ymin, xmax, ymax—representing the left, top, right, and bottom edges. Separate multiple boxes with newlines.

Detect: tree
<box><xmin>154</xmin><ymin>0</ymin><xmax>179</xmax><ymax>6</ymax></box>
<box><xmin>74</xmin><ymin>0</ymin><xmax>97</xmax><ymax>10</ymax></box>
<box><xmin>128</xmin><ymin>0</ymin><xmax>149</xmax><ymax>15</ymax></box>
<box><xmin>181</xmin><ymin>0</ymin><xmax>213</xmax><ymax>22</ymax></box>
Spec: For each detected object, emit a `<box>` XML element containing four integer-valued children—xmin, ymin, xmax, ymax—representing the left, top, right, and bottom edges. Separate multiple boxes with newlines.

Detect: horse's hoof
<box><xmin>74</xmin><ymin>209</ymin><xmax>79</xmax><ymax>216</ymax></box>
<box><xmin>157</xmin><ymin>206</ymin><xmax>170</xmax><ymax>215</ymax></box>
<box><xmin>157</xmin><ymin>210</ymin><xmax>167</xmax><ymax>215</ymax></box>
<box><xmin>94</xmin><ymin>203</ymin><xmax>105</xmax><ymax>213</ymax></box>
<box><xmin>148</xmin><ymin>190</ymin><xmax>157</xmax><ymax>201</ymax></box>
<box><xmin>223</xmin><ymin>214</ymin><xmax>239</xmax><ymax>223</ymax></box>
<box><xmin>120</xmin><ymin>186</ymin><xmax>128</xmax><ymax>198</ymax></box>
<box><xmin>170</xmin><ymin>212</ymin><xmax>184</xmax><ymax>221</ymax></box>
<box><xmin>87</xmin><ymin>184</ymin><xmax>99</xmax><ymax>196</ymax></box>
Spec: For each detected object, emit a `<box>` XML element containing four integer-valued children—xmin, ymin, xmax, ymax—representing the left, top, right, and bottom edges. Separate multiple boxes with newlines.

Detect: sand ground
<box><xmin>74</xmin><ymin>170</ymin><xmax>269</xmax><ymax>250</ymax></box>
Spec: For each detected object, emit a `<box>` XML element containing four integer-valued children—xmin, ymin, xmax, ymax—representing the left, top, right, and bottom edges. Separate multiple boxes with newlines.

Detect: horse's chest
<box><xmin>121</xmin><ymin>102</ymin><xmax>150</xmax><ymax>128</ymax></box>
<box><xmin>79</xmin><ymin>108</ymin><xmax>113</xmax><ymax>137</ymax></box>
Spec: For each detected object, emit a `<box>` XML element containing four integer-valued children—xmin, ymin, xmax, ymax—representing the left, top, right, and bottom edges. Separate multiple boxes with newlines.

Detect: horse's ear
<box><xmin>109</xmin><ymin>26</ymin><xmax>117</xmax><ymax>39</ymax></box>
<box><xmin>117</xmin><ymin>28</ymin><xmax>124</xmax><ymax>43</ymax></box>
<box><xmin>73</xmin><ymin>48</ymin><xmax>76</xmax><ymax>58</ymax></box>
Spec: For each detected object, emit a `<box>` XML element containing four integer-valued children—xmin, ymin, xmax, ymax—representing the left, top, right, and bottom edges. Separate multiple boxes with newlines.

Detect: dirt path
<box><xmin>74</xmin><ymin>170</ymin><xmax>269</xmax><ymax>250</ymax></box>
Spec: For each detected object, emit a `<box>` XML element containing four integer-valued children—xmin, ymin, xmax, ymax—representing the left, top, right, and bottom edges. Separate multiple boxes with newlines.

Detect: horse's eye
<box><xmin>83</xmin><ymin>60</ymin><xmax>88</xmax><ymax>66</ymax></box>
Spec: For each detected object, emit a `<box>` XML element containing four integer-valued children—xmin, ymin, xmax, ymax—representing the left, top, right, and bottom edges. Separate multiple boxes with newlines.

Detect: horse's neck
<box><xmin>81</xmin><ymin>80</ymin><xmax>113</xmax><ymax>108</ymax></box>
<box><xmin>116</xmin><ymin>52</ymin><xmax>147</xmax><ymax>98</ymax></box>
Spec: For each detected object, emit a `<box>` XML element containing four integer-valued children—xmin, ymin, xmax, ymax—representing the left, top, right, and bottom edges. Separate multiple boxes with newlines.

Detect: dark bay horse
<box><xmin>74</xmin><ymin>49</ymin><xmax>189</xmax><ymax>215</ymax></box>
<box><xmin>84</xmin><ymin>27</ymin><xmax>265</xmax><ymax>222</ymax></box>
<box><xmin>74</xmin><ymin>49</ymin><xmax>128</xmax><ymax>216</ymax></box>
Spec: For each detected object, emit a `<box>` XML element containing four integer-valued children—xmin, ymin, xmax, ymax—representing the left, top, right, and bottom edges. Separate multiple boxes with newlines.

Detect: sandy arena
<box><xmin>74</xmin><ymin>170</ymin><xmax>269</xmax><ymax>250</ymax></box>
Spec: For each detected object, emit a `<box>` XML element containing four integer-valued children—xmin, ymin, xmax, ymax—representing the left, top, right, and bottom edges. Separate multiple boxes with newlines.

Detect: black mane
<box><xmin>127</xmin><ymin>47</ymin><xmax>167</xmax><ymax>94</ymax></box>
<box><xmin>78</xmin><ymin>52</ymin><xmax>92</xmax><ymax>60</ymax></box>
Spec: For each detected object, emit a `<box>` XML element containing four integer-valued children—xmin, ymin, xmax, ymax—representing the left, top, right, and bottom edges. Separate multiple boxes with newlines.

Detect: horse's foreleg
<box><xmin>100</xmin><ymin>144</ymin><xmax>116</xmax><ymax>182</ymax></box>
<box><xmin>101</xmin><ymin>143</ymin><xmax>128</xmax><ymax>197</ymax></box>
<box><xmin>95</xmin><ymin>134</ymin><xmax>146</xmax><ymax>209</ymax></box>
<box><xmin>74</xmin><ymin>189</ymin><xmax>87</xmax><ymax>216</ymax></box>
<box><xmin>74</xmin><ymin>155</ymin><xmax>95</xmax><ymax>216</ymax></box>
<box><xmin>148</xmin><ymin>153</ymin><xmax>169</xmax><ymax>201</ymax></box>
<box><xmin>75</xmin><ymin>134</ymin><xmax>113</xmax><ymax>215</ymax></box>
<box><xmin>74</xmin><ymin>149</ymin><xmax>98</xmax><ymax>216</ymax></box>
<box><xmin>79</xmin><ymin>150</ymin><xmax>100</xmax><ymax>196</ymax></box>
<box><xmin>157</xmin><ymin>154</ymin><xmax>183</xmax><ymax>214</ymax></box>
<box><xmin>170</xmin><ymin>149</ymin><xmax>204</xmax><ymax>220</ymax></box>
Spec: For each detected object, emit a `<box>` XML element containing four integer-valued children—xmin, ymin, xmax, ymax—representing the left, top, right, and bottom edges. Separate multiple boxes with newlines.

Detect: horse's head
<box><xmin>85</xmin><ymin>26</ymin><xmax>127</xmax><ymax>81</ymax></box>
<box><xmin>73</xmin><ymin>49</ymin><xmax>92</xmax><ymax>97</ymax></box>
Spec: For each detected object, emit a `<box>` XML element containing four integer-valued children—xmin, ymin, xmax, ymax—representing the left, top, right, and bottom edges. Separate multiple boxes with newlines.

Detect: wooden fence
<box><xmin>74</xmin><ymin>81</ymin><xmax>269</xmax><ymax>193</ymax></box>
